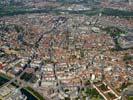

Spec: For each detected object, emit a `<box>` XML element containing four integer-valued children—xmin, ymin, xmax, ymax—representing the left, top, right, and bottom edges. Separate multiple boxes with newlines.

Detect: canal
<box><xmin>0</xmin><ymin>75</ymin><xmax>38</xmax><ymax>100</ymax></box>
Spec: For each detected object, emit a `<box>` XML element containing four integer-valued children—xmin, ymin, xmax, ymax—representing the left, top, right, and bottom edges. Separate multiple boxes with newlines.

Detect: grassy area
<box><xmin>99</xmin><ymin>84</ymin><xmax>108</xmax><ymax>91</ymax></box>
<box><xmin>127</xmin><ymin>96</ymin><xmax>133</xmax><ymax>100</ymax></box>
<box><xmin>85</xmin><ymin>87</ymin><xmax>103</xmax><ymax>99</ymax></box>
<box><xmin>25</xmin><ymin>87</ymin><xmax>45</xmax><ymax>100</ymax></box>
<box><xmin>107</xmin><ymin>92</ymin><xmax>116</xmax><ymax>99</ymax></box>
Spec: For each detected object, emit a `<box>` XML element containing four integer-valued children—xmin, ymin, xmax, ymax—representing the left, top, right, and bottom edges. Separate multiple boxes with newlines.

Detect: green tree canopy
<box><xmin>104</xmin><ymin>26</ymin><xmax>127</xmax><ymax>50</ymax></box>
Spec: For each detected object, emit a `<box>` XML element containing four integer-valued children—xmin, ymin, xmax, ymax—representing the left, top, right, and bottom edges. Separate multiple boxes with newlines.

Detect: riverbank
<box><xmin>0</xmin><ymin>4</ymin><xmax>133</xmax><ymax>18</ymax></box>
<box><xmin>0</xmin><ymin>73</ymin><xmax>45</xmax><ymax>100</ymax></box>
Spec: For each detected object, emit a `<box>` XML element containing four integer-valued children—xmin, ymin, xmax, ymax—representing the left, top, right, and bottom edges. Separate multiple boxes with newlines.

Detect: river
<box><xmin>0</xmin><ymin>75</ymin><xmax>38</xmax><ymax>100</ymax></box>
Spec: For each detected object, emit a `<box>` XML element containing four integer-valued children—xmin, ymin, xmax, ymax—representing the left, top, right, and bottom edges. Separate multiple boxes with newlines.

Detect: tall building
<box><xmin>128</xmin><ymin>0</ymin><xmax>133</xmax><ymax>5</ymax></box>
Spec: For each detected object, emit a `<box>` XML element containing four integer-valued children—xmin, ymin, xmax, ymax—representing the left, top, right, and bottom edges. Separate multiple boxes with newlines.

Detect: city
<box><xmin>0</xmin><ymin>0</ymin><xmax>133</xmax><ymax>100</ymax></box>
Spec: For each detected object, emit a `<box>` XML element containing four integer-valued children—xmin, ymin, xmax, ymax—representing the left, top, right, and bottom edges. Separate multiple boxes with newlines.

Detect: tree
<box><xmin>104</xmin><ymin>26</ymin><xmax>127</xmax><ymax>50</ymax></box>
<box><xmin>14</xmin><ymin>25</ymin><xmax>23</xmax><ymax>33</ymax></box>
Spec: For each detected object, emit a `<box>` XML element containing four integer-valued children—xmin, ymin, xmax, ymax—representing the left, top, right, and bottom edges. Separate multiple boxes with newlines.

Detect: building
<box><xmin>118</xmin><ymin>34</ymin><xmax>133</xmax><ymax>49</ymax></box>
